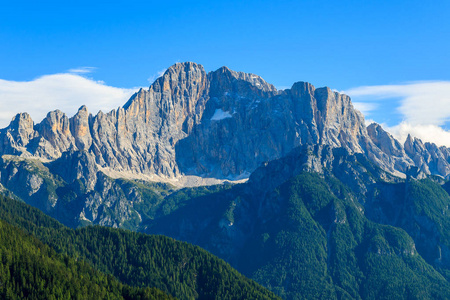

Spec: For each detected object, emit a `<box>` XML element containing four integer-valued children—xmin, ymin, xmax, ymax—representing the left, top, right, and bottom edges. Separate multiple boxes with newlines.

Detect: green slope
<box><xmin>217</xmin><ymin>172</ymin><xmax>450</xmax><ymax>299</ymax></box>
<box><xmin>0</xmin><ymin>194</ymin><xmax>279</xmax><ymax>300</ymax></box>
<box><xmin>6</xmin><ymin>145</ymin><xmax>450</xmax><ymax>299</ymax></box>
<box><xmin>368</xmin><ymin>177</ymin><xmax>450</xmax><ymax>280</ymax></box>
<box><xmin>251</xmin><ymin>172</ymin><xmax>450</xmax><ymax>299</ymax></box>
<box><xmin>0</xmin><ymin>219</ymin><xmax>171</xmax><ymax>300</ymax></box>
<box><xmin>144</xmin><ymin>146</ymin><xmax>450</xmax><ymax>299</ymax></box>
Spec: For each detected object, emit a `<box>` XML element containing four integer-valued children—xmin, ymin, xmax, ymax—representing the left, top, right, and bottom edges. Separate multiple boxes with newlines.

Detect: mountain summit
<box><xmin>3</xmin><ymin>63</ymin><xmax>450</xmax><ymax>299</ymax></box>
<box><xmin>1</xmin><ymin>62</ymin><xmax>450</xmax><ymax>228</ymax></box>
<box><xmin>2</xmin><ymin>62</ymin><xmax>447</xmax><ymax>183</ymax></box>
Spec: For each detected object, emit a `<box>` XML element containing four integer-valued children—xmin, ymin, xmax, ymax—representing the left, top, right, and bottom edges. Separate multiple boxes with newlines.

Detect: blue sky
<box><xmin>1</xmin><ymin>1</ymin><xmax>450</xmax><ymax>145</ymax></box>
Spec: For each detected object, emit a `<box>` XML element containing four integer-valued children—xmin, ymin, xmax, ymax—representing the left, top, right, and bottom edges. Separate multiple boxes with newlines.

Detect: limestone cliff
<box><xmin>1</xmin><ymin>61</ymin><xmax>450</xmax><ymax>187</ymax></box>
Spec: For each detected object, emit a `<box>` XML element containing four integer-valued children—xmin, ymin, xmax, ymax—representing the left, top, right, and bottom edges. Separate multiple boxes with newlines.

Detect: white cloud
<box><xmin>352</xmin><ymin>102</ymin><xmax>378</xmax><ymax>116</ymax></box>
<box><xmin>0</xmin><ymin>73</ymin><xmax>139</xmax><ymax>128</ymax></box>
<box><xmin>68</xmin><ymin>67</ymin><xmax>97</xmax><ymax>74</ymax></box>
<box><xmin>344</xmin><ymin>81</ymin><xmax>450</xmax><ymax>147</ymax></box>
<box><xmin>384</xmin><ymin>122</ymin><xmax>450</xmax><ymax>147</ymax></box>
<box><xmin>345</xmin><ymin>81</ymin><xmax>450</xmax><ymax>126</ymax></box>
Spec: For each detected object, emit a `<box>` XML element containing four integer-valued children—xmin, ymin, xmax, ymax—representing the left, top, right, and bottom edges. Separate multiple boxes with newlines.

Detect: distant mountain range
<box><xmin>2</xmin><ymin>62</ymin><xmax>450</xmax><ymax>299</ymax></box>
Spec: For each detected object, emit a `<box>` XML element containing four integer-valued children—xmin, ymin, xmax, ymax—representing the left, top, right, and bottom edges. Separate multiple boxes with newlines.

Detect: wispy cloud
<box><xmin>352</xmin><ymin>102</ymin><xmax>378</xmax><ymax>116</ymax></box>
<box><xmin>345</xmin><ymin>81</ymin><xmax>450</xmax><ymax>146</ymax></box>
<box><xmin>345</xmin><ymin>81</ymin><xmax>450</xmax><ymax>126</ymax></box>
<box><xmin>0</xmin><ymin>73</ymin><xmax>139</xmax><ymax>128</ymax></box>
<box><xmin>68</xmin><ymin>66</ymin><xmax>97</xmax><ymax>74</ymax></box>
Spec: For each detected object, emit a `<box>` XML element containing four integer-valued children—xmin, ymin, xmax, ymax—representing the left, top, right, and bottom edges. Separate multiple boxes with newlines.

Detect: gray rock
<box><xmin>1</xmin><ymin>61</ymin><xmax>450</xmax><ymax>186</ymax></box>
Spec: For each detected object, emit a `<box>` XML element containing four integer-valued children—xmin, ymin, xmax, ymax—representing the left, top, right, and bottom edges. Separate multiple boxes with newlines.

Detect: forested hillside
<box><xmin>0</xmin><ymin>195</ymin><xmax>279</xmax><ymax>300</ymax></box>
<box><xmin>0</xmin><ymin>218</ymin><xmax>172</xmax><ymax>300</ymax></box>
<box><xmin>145</xmin><ymin>147</ymin><xmax>450</xmax><ymax>299</ymax></box>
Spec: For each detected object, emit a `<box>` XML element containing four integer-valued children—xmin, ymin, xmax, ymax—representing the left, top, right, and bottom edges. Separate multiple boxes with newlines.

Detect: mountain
<box><xmin>146</xmin><ymin>145</ymin><xmax>450</xmax><ymax>299</ymax></box>
<box><xmin>3</xmin><ymin>62</ymin><xmax>450</xmax><ymax>184</ymax></box>
<box><xmin>0</xmin><ymin>194</ymin><xmax>280</xmax><ymax>300</ymax></box>
<box><xmin>1</xmin><ymin>62</ymin><xmax>450</xmax><ymax>229</ymax></box>
<box><xmin>3</xmin><ymin>62</ymin><xmax>450</xmax><ymax>298</ymax></box>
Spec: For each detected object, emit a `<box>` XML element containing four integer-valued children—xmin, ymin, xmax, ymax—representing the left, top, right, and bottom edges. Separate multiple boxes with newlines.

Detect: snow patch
<box><xmin>211</xmin><ymin>109</ymin><xmax>232</xmax><ymax>121</ymax></box>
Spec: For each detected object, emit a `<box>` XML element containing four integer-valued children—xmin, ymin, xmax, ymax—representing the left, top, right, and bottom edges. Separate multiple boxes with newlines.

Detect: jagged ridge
<box><xmin>3</xmin><ymin>61</ymin><xmax>442</xmax><ymax>181</ymax></box>
<box><xmin>2</xmin><ymin>61</ymin><xmax>450</xmax><ymax>229</ymax></box>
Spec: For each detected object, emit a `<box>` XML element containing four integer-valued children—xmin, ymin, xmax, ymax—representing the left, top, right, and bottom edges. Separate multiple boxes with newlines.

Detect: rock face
<box><xmin>0</xmin><ymin>61</ymin><xmax>433</xmax><ymax>181</ymax></box>
<box><xmin>3</xmin><ymin>61</ymin><xmax>450</xmax><ymax>227</ymax></box>
<box><xmin>1</xmin><ymin>61</ymin><xmax>450</xmax><ymax>181</ymax></box>
<box><xmin>0</xmin><ymin>62</ymin><xmax>209</xmax><ymax>178</ymax></box>
<box><xmin>0</xmin><ymin>151</ymin><xmax>174</xmax><ymax>228</ymax></box>
<box><xmin>4</xmin><ymin>62</ymin><xmax>450</xmax><ymax>299</ymax></box>
<box><xmin>176</xmin><ymin>74</ymin><xmax>371</xmax><ymax>178</ymax></box>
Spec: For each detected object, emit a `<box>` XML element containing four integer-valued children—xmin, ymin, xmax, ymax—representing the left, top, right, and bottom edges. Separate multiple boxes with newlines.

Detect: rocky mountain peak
<box><xmin>78</xmin><ymin>105</ymin><xmax>88</xmax><ymax>112</ymax></box>
<box><xmin>290</xmin><ymin>81</ymin><xmax>315</xmax><ymax>97</ymax></box>
<box><xmin>3</xmin><ymin>62</ymin><xmax>450</xmax><ymax>182</ymax></box>
<box><xmin>71</xmin><ymin>105</ymin><xmax>92</xmax><ymax>151</ymax></box>
<box><xmin>405</xmin><ymin>134</ymin><xmax>413</xmax><ymax>144</ymax></box>
<box><xmin>36</xmin><ymin>110</ymin><xmax>73</xmax><ymax>154</ymax></box>
<box><xmin>208</xmin><ymin>66</ymin><xmax>276</xmax><ymax>99</ymax></box>
<box><xmin>1</xmin><ymin>112</ymin><xmax>36</xmax><ymax>151</ymax></box>
<box><xmin>151</xmin><ymin>62</ymin><xmax>207</xmax><ymax>94</ymax></box>
<box><xmin>367</xmin><ymin>123</ymin><xmax>404</xmax><ymax>157</ymax></box>
<box><xmin>404</xmin><ymin>135</ymin><xmax>426</xmax><ymax>155</ymax></box>
<box><xmin>8</xmin><ymin>112</ymin><xmax>34</xmax><ymax>133</ymax></box>
<box><xmin>123</xmin><ymin>62</ymin><xmax>208</xmax><ymax>133</ymax></box>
